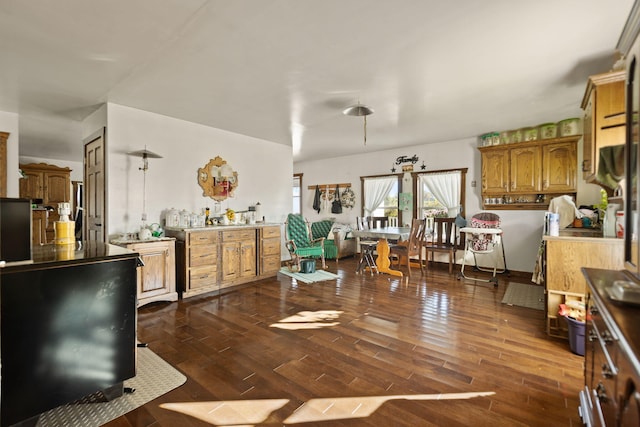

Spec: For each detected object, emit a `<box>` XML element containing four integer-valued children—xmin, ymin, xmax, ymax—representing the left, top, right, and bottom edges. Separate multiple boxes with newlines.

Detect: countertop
<box><xmin>543</xmin><ymin>226</ymin><xmax>620</xmax><ymax>241</ymax></box>
<box><xmin>0</xmin><ymin>241</ymin><xmax>138</xmax><ymax>271</ymax></box>
<box><xmin>110</xmin><ymin>236</ymin><xmax>176</xmax><ymax>245</ymax></box>
<box><xmin>164</xmin><ymin>222</ymin><xmax>280</xmax><ymax>232</ymax></box>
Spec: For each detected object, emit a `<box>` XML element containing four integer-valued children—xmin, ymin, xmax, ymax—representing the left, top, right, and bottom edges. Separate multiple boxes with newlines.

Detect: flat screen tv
<box><xmin>0</xmin><ymin>197</ymin><xmax>32</xmax><ymax>263</ymax></box>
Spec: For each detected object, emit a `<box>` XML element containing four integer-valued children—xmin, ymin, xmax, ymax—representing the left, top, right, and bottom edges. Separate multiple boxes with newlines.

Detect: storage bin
<box><xmin>565</xmin><ymin>316</ymin><xmax>585</xmax><ymax>356</ymax></box>
<box><xmin>300</xmin><ymin>259</ymin><xmax>316</xmax><ymax>274</ymax></box>
<box><xmin>558</xmin><ymin>118</ymin><xmax>580</xmax><ymax>136</ymax></box>
<box><xmin>538</xmin><ymin>122</ymin><xmax>558</xmax><ymax>139</ymax></box>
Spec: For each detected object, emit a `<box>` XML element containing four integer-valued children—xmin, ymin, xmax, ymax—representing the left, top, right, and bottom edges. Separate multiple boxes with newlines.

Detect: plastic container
<box><xmin>558</xmin><ymin>118</ymin><xmax>580</xmax><ymax>136</ymax></box>
<box><xmin>522</xmin><ymin>127</ymin><xmax>539</xmax><ymax>141</ymax></box>
<box><xmin>565</xmin><ymin>316</ymin><xmax>585</xmax><ymax>356</ymax></box>
<box><xmin>538</xmin><ymin>123</ymin><xmax>558</xmax><ymax>139</ymax></box>
<box><xmin>300</xmin><ymin>259</ymin><xmax>316</xmax><ymax>274</ymax></box>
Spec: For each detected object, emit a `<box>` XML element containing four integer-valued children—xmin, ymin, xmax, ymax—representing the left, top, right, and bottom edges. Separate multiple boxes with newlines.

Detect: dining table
<box><xmin>351</xmin><ymin>226</ymin><xmax>411</xmax><ymax>277</ymax></box>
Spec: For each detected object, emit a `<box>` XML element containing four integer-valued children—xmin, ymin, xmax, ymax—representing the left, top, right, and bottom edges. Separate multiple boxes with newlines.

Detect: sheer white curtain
<box><xmin>363</xmin><ymin>176</ymin><xmax>396</xmax><ymax>216</ymax></box>
<box><xmin>419</xmin><ymin>170</ymin><xmax>462</xmax><ymax>217</ymax></box>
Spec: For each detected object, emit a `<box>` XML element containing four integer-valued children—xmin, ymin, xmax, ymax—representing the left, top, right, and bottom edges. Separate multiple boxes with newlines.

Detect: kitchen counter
<box><xmin>110</xmin><ymin>236</ymin><xmax>176</xmax><ymax>245</ymax></box>
<box><xmin>542</xmin><ymin>227</ymin><xmax>615</xmax><ymax>241</ymax></box>
<box><xmin>544</xmin><ymin>232</ymin><xmax>624</xmax><ymax>338</ymax></box>
<box><xmin>165</xmin><ymin>222</ymin><xmax>280</xmax><ymax>231</ymax></box>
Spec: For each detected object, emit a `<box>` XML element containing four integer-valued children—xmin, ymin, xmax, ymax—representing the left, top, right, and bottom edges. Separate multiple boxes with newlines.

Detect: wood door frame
<box><xmin>83</xmin><ymin>127</ymin><xmax>107</xmax><ymax>242</ymax></box>
<box><xmin>0</xmin><ymin>132</ymin><xmax>9</xmax><ymax>197</ymax></box>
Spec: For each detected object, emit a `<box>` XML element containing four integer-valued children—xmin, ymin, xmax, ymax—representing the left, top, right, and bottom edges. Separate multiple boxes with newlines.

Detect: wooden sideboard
<box><xmin>544</xmin><ymin>233</ymin><xmax>624</xmax><ymax>338</ymax></box>
<box><xmin>166</xmin><ymin>224</ymin><xmax>281</xmax><ymax>298</ymax></box>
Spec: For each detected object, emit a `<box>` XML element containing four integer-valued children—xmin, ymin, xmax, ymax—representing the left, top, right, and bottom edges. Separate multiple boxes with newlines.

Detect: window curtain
<box><xmin>363</xmin><ymin>176</ymin><xmax>396</xmax><ymax>216</ymax></box>
<box><xmin>419</xmin><ymin>170</ymin><xmax>462</xmax><ymax>217</ymax></box>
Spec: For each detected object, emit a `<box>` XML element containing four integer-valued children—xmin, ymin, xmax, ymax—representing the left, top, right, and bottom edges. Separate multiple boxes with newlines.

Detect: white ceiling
<box><xmin>0</xmin><ymin>0</ymin><xmax>635</xmax><ymax>163</ymax></box>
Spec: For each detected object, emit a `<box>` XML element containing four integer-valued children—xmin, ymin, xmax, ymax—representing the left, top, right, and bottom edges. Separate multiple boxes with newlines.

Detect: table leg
<box><xmin>375</xmin><ymin>238</ymin><xmax>403</xmax><ymax>277</ymax></box>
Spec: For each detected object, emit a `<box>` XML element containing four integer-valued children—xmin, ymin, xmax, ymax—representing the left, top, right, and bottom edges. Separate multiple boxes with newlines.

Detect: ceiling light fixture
<box><xmin>343</xmin><ymin>102</ymin><xmax>374</xmax><ymax>145</ymax></box>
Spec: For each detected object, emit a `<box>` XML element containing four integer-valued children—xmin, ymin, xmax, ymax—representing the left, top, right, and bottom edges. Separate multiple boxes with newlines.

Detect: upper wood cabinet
<box><xmin>581</xmin><ymin>70</ymin><xmax>626</xmax><ymax>186</ymax></box>
<box><xmin>479</xmin><ymin>136</ymin><xmax>579</xmax><ymax>210</ymax></box>
<box><xmin>542</xmin><ymin>141</ymin><xmax>577</xmax><ymax>192</ymax></box>
<box><xmin>19</xmin><ymin>163</ymin><xmax>71</xmax><ymax>206</ymax></box>
<box><xmin>509</xmin><ymin>145</ymin><xmax>541</xmax><ymax>193</ymax></box>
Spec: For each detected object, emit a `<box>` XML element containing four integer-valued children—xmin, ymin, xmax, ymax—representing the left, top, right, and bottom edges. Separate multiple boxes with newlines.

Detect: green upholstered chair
<box><xmin>284</xmin><ymin>214</ymin><xmax>326</xmax><ymax>271</ymax></box>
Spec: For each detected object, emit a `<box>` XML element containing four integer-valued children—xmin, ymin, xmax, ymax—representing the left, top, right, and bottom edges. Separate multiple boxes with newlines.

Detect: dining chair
<box><xmin>389</xmin><ymin>218</ymin><xmax>425</xmax><ymax>279</ymax></box>
<box><xmin>355</xmin><ymin>216</ymin><xmax>378</xmax><ymax>275</ymax></box>
<box><xmin>421</xmin><ymin>217</ymin><xmax>458</xmax><ymax>274</ymax></box>
<box><xmin>369</xmin><ymin>216</ymin><xmax>389</xmax><ymax>228</ymax></box>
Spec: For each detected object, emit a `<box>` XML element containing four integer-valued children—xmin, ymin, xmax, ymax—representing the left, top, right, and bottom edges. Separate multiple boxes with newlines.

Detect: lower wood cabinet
<box><xmin>221</xmin><ymin>229</ymin><xmax>257</xmax><ymax>285</ymax></box>
<box><xmin>260</xmin><ymin>226</ymin><xmax>281</xmax><ymax>274</ymax></box>
<box><xmin>544</xmin><ymin>235</ymin><xmax>623</xmax><ymax>338</ymax></box>
<box><xmin>122</xmin><ymin>239</ymin><xmax>178</xmax><ymax>307</ymax></box>
<box><xmin>31</xmin><ymin>209</ymin><xmax>48</xmax><ymax>246</ymax></box>
<box><xmin>167</xmin><ymin>224</ymin><xmax>281</xmax><ymax>299</ymax></box>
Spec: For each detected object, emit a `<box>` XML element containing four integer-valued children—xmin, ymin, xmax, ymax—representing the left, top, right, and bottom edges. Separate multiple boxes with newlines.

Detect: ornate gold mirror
<box><xmin>197</xmin><ymin>156</ymin><xmax>238</xmax><ymax>201</ymax></box>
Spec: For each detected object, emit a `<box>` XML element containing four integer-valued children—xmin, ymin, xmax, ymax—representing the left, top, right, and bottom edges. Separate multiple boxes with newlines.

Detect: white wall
<box><xmin>0</xmin><ymin>111</ymin><xmax>20</xmax><ymax>197</ymax></box>
<box><xmin>295</xmin><ymin>137</ymin><xmax>579</xmax><ymax>274</ymax></box>
<box><xmin>104</xmin><ymin>104</ymin><xmax>292</xmax><ymax>253</ymax></box>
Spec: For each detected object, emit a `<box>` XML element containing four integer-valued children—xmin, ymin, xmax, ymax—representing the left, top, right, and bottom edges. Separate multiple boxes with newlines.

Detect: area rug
<box><xmin>501</xmin><ymin>282</ymin><xmax>545</xmax><ymax>310</ymax></box>
<box><xmin>279</xmin><ymin>267</ymin><xmax>339</xmax><ymax>284</ymax></box>
<box><xmin>36</xmin><ymin>347</ymin><xmax>186</xmax><ymax>427</ymax></box>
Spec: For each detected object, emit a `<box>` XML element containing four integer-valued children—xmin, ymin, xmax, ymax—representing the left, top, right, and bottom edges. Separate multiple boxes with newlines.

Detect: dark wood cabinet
<box><xmin>19</xmin><ymin>163</ymin><xmax>72</xmax><ymax>242</ymax></box>
<box><xmin>581</xmin><ymin>268</ymin><xmax>640</xmax><ymax>426</ymax></box>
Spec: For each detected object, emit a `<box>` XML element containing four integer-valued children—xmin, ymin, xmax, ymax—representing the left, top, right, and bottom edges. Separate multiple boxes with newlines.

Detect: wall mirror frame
<box><xmin>198</xmin><ymin>156</ymin><xmax>238</xmax><ymax>201</ymax></box>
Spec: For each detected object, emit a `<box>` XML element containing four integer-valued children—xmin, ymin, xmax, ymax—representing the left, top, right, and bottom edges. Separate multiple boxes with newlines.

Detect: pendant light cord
<box><xmin>364</xmin><ymin>115</ymin><xmax>367</xmax><ymax>145</ymax></box>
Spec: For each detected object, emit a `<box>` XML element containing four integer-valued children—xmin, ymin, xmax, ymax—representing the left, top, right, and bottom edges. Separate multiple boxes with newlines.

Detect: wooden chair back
<box><xmin>422</xmin><ymin>217</ymin><xmax>458</xmax><ymax>274</ymax></box>
<box><xmin>369</xmin><ymin>216</ymin><xmax>389</xmax><ymax>229</ymax></box>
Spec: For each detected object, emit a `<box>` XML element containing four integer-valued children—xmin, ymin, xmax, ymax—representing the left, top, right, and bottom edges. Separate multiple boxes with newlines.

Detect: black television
<box><xmin>0</xmin><ymin>197</ymin><xmax>32</xmax><ymax>264</ymax></box>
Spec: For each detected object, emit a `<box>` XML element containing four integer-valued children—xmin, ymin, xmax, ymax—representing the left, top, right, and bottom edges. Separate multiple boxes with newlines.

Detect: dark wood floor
<box><xmin>105</xmin><ymin>258</ymin><xmax>584</xmax><ymax>427</ymax></box>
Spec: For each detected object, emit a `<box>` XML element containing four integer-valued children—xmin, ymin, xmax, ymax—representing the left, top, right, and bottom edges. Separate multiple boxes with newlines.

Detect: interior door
<box><xmin>84</xmin><ymin>129</ymin><xmax>106</xmax><ymax>242</ymax></box>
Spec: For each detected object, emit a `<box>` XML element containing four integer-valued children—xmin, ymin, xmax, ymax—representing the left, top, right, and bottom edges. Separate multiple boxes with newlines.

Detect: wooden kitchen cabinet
<box><xmin>542</xmin><ymin>140</ymin><xmax>577</xmax><ymax>192</ymax></box>
<box><xmin>543</xmin><ymin>235</ymin><xmax>623</xmax><ymax>338</ymax></box>
<box><xmin>221</xmin><ymin>229</ymin><xmax>256</xmax><ymax>286</ymax></box>
<box><xmin>479</xmin><ymin>136</ymin><xmax>578</xmax><ymax>210</ymax></box>
<box><xmin>31</xmin><ymin>209</ymin><xmax>48</xmax><ymax>246</ymax></box>
<box><xmin>260</xmin><ymin>226</ymin><xmax>282</xmax><ymax>275</ymax></box>
<box><xmin>124</xmin><ymin>239</ymin><xmax>178</xmax><ymax>307</ymax></box>
<box><xmin>509</xmin><ymin>144</ymin><xmax>541</xmax><ymax>193</ymax></box>
<box><xmin>179</xmin><ymin>229</ymin><xmax>218</xmax><ymax>298</ymax></box>
<box><xmin>19</xmin><ymin>163</ymin><xmax>71</xmax><ymax>242</ymax></box>
<box><xmin>168</xmin><ymin>224</ymin><xmax>279</xmax><ymax>299</ymax></box>
<box><xmin>581</xmin><ymin>70</ymin><xmax>626</xmax><ymax>186</ymax></box>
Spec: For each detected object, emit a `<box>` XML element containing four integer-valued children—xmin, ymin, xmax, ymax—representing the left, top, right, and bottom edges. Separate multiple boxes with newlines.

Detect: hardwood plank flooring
<box><xmin>105</xmin><ymin>258</ymin><xmax>584</xmax><ymax>426</ymax></box>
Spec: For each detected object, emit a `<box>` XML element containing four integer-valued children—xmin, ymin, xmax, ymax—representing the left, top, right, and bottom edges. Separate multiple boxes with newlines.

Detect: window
<box><xmin>293</xmin><ymin>173</ymin><xmax>302</xmax><ymax>214</ymax></box>
<box><xmin>361</xmin><ymin>175</ymin><xmax>400</xmax><ymax>219</ymax></box>
<box><xmin>416</xmin><ymin>169</ymin><xmax>466</xmax><ymax>218</ymax></box>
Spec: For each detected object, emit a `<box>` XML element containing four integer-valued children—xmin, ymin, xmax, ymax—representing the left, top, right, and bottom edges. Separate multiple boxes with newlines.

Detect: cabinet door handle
<box><xmin>542</xmin><ymin>180</ymin><xmax>548</xmax><ymax>189</ymax></box>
